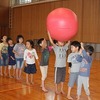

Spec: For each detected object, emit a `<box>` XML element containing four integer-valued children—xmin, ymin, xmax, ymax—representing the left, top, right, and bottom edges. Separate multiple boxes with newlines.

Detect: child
<box><xmin>24</xmin><ymin>40</ymin><xmax>39</xmax><ymax>85</ymax></box>
<box><xmin>67</xmin><ymin>41</ymin><xmax>82</xmax><ymax>100</ymax></box>
<box><xmin>37</xmin><ymin>38</ymin><xmax>52</xmax><ymax>92</ymax></box>
<box><xmin>7</xmin><ymin>38</ymin><xmax>16</xmax><ymax>78</ymax></box>
<box><xmin>47</xmin><ymin>31</ymin><xmax>70</xmax><ymax>95</ymax></box>
<box><xmin>77</xmin><ymin>43</ymin><xmax>94</xmax><ymax>100</ymax></box>
<box><xmin>0</xmin><ymin>35</ymin><xmax>8</xmax><ymax>76</ymax></box>
<box><xmin>13</xmin><ymin>35</ymin><xmax>26</xmax><ymax>80</ymax></box>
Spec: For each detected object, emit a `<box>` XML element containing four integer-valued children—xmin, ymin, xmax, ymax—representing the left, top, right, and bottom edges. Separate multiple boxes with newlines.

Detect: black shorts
<box><xmin>54</xmin><ymin>67</ymin><xmax>66</xmax><ymax>84</ymax></box>
<box><xmin>24</xmin><ymin>64</ymin><xmax>37</xmax><ymax>74</ymax></box>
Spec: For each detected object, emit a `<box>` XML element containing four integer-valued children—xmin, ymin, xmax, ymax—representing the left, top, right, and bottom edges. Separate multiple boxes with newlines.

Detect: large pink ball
<box><xmin>47</xmin><ymin>8</ymin><xmax>78</xmax><ymax>41</ymax></box>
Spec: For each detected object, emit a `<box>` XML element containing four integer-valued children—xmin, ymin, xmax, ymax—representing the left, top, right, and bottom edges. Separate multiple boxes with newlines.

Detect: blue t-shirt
<box><xmin>79</xmin><ymin>50</ymin><xmax>92</xmax><ymax>77</ymax></box>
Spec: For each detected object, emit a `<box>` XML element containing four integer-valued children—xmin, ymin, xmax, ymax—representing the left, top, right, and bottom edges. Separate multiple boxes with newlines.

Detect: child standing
<box><xmin>0</xmin><ymin>35</ymin><xmax>8</xmax><ymax>76</ymax></box>
<box><xmin>24</xmin><ymin>40</ymin><xmax>39</xmax><ymax>85</ymax></box>
<box><xmin>47</xmin><ymin>32</ymin><xmax>70</xmax><ymax>95</ymax></box>
<box><xmin>67</xmin><ymin>41</ymin><xmax>82</xmax><ymax>100</ymax></box>
<box><xmin>77</xmin><ymin>43</ymin><xmax>94</xmax><ymax>100</ymax></box>
<box><xmin>37</xmin><ymin>38</ymin><xmax>52</xmax><ymax>92</ymax></box>
<box><xmin>13</xmin><ymin>35</ymin><xmax>26</xmax><ymax>80</ymax></box>
<box><xmin>7</xmin><ymin>38</ymin><xmax>16</xmax><ymax>78</ymax></box>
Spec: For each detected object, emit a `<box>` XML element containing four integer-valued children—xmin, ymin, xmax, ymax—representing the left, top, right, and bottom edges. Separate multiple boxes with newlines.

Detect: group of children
<box><xmin>0</xmin><ymin>32</ymin><xmax>94</xmax><ymax>100</ymax></box>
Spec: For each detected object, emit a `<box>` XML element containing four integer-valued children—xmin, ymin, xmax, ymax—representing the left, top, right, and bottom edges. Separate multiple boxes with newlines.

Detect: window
<box><xmin>10</xmin><ymin>0</ymin><xmax>61</xmax><ymax>7</ymax></box>
<box><xmin>19</xmin><ymin>0</ymin><xmax>32</xmax><ymax>4</ymax></box>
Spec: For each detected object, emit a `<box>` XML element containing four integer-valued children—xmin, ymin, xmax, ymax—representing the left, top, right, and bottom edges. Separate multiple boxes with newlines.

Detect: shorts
<box><xmin>8</xmin><ymin>57</ymin><xmax>16</xmax><ymax>65</ymax></box>
<box><xmin>24</xmin><ymin>64</ymin><xmax>37</xmax><ymax>74</ymax></box>
<box><xmin>0</xmin><ymin>58</ymin><xmax>3</xmax><ymax>66</ymax></box>
<box><xmin>0</xmin><ymin>53</ymin><xmax>8</xmax><ymax>66</ymax></box>
<box><xmin>55</xmin><ymin>67</ymin><xmax>66</xmax><ymax>84</ymax></box>
<box><xmin>16</xmin><ymin>58</ymin><xmax>24</xmax><ymax>69</ymax></box>
<box><xmin>68</xmin><ymin>72</ymin><xmax>79</xmax><ymax>87</ymax></box>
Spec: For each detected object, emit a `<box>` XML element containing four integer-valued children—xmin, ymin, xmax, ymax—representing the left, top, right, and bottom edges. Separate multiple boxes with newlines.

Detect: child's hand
<box><xmin>68</xmin><ymin>68</ymin><xmax>71</xmax><ymax>74</ymax></box>
<box><xmin>80</xmin><ymin>68</ymin><xmax>87</xmax><ymax>72</ymax></box>
<box><xmin>0</xmin><ymin>55</ymin><xmax>3</xmax><ymax>59</ymax></box>
<box><xmin>11</xmin><ymin>56</ymin><xmax>15</xmax><ymax>60</ymax></box>
<box><xmin>15</xmin><ymin>52</ymin><xmax>19</xmax><ymax>56</ymax></box>
<box><xmin>24</xmin><ymin>63</ymin><xmax>27</xmax><ymax>67</ymax></box>
<box><xmin>79</xmin><ymin>48</ymin><xmax>82</xmax><ymax>54</ymax></box>
<box><xmin>81</xmin><ymin>42</ymin><xmax>84</xmax><ymax>50</ymax></box>
<box><xmin>67</xmin><ymin>41</ymin><xmax>70</xmax><ymax>46</ymax></box>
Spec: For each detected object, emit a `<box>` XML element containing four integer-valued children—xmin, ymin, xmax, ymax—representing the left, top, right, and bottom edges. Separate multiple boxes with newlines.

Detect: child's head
<box><xmin>84</xmin><ymin>45</ymin><xmax>94</xmax><ymax>56</ymax></box>
<box><xmin>17</xmin><ymin>35</ymin><xmax>24</xmax><ymax>43</ymax></box>
<box><xmin>53</xmin><ymin>40</ymin><xmax>64</xmax><ymax>46</ymax></box>
<box><xmin>37</xmin><ymin>38</ymin><xmax>47</xmax><ymax>48</ymax></box>
<box><xmin>1</xmin><ymin>35</ymin><xmax>7</xmax><ymax>42</ymax></box>
<box><xmin>71</xmin><ymin>41</ymin><xmax>81</xmax><ymax>53</ymax></box>
<box><xmin>7</xmin><ymin>38</ymin><xmax>13</xmax><ymax>45</ymax></box>
<box><xmin>26</xmin><ymin>40</ymin><xmax>34</xmax><ymax>49</ymax></box>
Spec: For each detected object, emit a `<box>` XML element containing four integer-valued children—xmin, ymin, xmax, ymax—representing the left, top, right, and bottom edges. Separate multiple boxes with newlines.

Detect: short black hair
<box><xmin>16</xmin><ymin>35</ymin><xmax>24</xmax><ymax>43</ymax></box>
<box><xmin>71</xmin><ymin>41</ymin><xmax>81</xmax><ymax>51</ymax></box>
<box><xmin>26</xmin><ymin>40</ymin><xmax>34</xmax><ymax>48</ymax></box>
<box><xmin>84</xmin><ymin>45</ymin><xmax>94</xmax><ymax>56</ymax></box>
<box><xmin>53</xmin><ymin>40</ymin><xmax>58</xmax><ymax>44</ymax></box>
<box><xmin>7</xmin><ymin>37</ymin><xmax>12</xmax><ymax>43</ymax></box>
<box><xmin>37</xmin><ymin>38</ymin><xmax>44</xmax><ymax>46</ymax></box>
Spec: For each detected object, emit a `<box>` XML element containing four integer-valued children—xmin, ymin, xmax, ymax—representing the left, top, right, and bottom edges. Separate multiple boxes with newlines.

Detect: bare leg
<box><xmin>77</xmin><ymin>95</ymin><xmax>80</xmax><ymax>100</ymax></box>
<box><xmin>61</xmin><ymin>82</ymin><xmax>65</xmax><ymax>95</ymax></box>
<box><xmin>16</xmin><ymin>68</ymin><xmax>19</xmax><ymax>80</ymax></box>
<box><xmin>19</xmin><ymin>69</ymin><xmax>22</xmax><ymax>79</ymax></box>
<box><xmin>4</xmin><ymin>66</ymin><xmax>7</xmax><ymax>76</ymax></box>
<box><xmin>13</xmin><ymin>68</ymin><xmax>16</xmax><ymax>78</ymax></box>
<box><xmin>67</xmin><ymin>87</ymin><xmax>73</xmax><ymax>100</ymax></box>
<box><xmin>26</xmin><ymin>74</ymin><xmax>30</xmax><ymax>85</ymax></box>
<box><xmin>30</xmin><ymin>74</ymin><xmax>34</xmax><ymax>84</ymax></box>
<box><xmin>41</xmin><ymin>80</ymin><xmax>48</xmax><ymax>92</ymax></box>
<box><xmin>0</xmin><ymin>66</ymin><xmax>3</xmax><ymax>76</ymax></box>
<box><xmin>55</xmin><ymin>83</ymin><xmax>60</xmax><ymax>94</ymax></box>
<box><xmin>8</xmin><ymin>69</ymin><xmax>12</xmax><ymax>78</ymax></box>
<box><xmin>87</xmin><ymin>96</ymin><xmax>91</xmax><ymax>100</ymax></box>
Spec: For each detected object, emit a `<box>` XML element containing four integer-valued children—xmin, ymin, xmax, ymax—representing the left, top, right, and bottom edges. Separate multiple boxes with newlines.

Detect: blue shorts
<box><xmin>0</xmin><ymin>59</ymin><xmax>3</xmax><ymax>66</ymax></box>
<box><xmin>16</xmin><ymin>58</ymin><xmax>24</xmax><ymax>69</ymax></box>
<box><xmin>68</xmin><ymin>72</ymin><xmax>79</xmax><ymax>87</ymax></box>
<box><xmin>0</xmin><ymin>53</ymin><xmax>8</xmax><ymax>66</ymax></box>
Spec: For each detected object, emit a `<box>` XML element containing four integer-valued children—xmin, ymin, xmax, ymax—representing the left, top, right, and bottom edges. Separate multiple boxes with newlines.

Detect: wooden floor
<box><xmin>0</xmin><ymin>53</ymin><xmax>100</xmax><ymax>100</ymax></box>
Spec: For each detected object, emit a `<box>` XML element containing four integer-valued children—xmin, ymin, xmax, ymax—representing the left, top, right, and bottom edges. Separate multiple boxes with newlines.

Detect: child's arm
<box><xmin>65</xmin><ymin>41</ymin><xmax>70</xmax><ymax>46</ymax></box>
<box><xmin>36</xmin><ymin>59</ymin><xmax>39</xmax><ymax>66</ymax></box>
<box><xmin>10</xmin><ymin>56</ymin><xmax>15</xmax><ymax>60</ymax></box>
<box><xmin>13</xmin><ymin>50</ymin><xmax>19</xmax><ymax>56</ymax></box>
<box><xmin>0</xmin><ymin>50</ymin><xmax>2</xmax><ymax>59</ymax></box>
<box><xmin>24</xmin><ymin>60</ymin><xmax>27</xmax><ymax>67</ymax></box>
<box><xmin>81</xmin><ymin>43</ymin><xmax>92</xmax><ymax>63</ymax></box>
<box><xmin>47</xmin><ymin>31</ymin><xmax>56</xmax><ymax>47</ymax></box>
<box><xmin>34</xmin><ymin>49</ymin><xmax>39</xmax><ymax>66</ymax></box>
<box><xmin>0</xmin><ymin>44</ymin><xmax>3</xmax><ymax>59</ymax></box>
<box><xmin>68</xmin><ymin>62</ymin><xmax>72</xmax><ymax>74</ymax></box>
<box><xmin>76</xmin><ymin>55</ymin><xmax>83</xmax><ymax>62</ymax></box>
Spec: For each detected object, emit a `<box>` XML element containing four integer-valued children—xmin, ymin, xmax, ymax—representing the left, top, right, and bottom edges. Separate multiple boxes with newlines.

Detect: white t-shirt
<box><xmin>53</xmin><ymin>44</ymin><xmax>68</xmax><ymax>68</ymax></box>
<box><xmin>67</xmin><ymin>53</ymin><xmax>81</xmax><ymax>72</ymax></box>
<box><xmin>24</xmin><ymin>49</ymin><xmax>38</xmax><ymax>64</ymax></box>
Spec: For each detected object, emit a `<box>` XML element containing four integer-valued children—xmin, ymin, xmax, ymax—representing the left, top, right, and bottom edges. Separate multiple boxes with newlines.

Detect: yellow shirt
<box><xmin>0</xmin><ymin>43</ymin><xmax>8</xmax><ymax>53</ymax></box>
<box><xmin>0</xmin><ymin>43</ymin><xmax>5</xmax><ymax>51</ymax></box>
